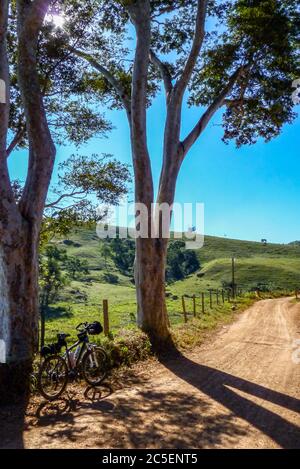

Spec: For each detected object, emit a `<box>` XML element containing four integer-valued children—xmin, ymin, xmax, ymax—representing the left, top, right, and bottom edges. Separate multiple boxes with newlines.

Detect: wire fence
<box><xmin>40</xmin><ymin>284</ymin><xmax>299</xmax><ymax>345</ymax></box>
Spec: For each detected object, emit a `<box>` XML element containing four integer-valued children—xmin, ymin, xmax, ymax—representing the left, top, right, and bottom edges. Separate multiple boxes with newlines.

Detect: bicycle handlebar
<box><xmin>76</xmin><ymin>322</ymin><xmax>88</xmax><ymax>331</ymax></box>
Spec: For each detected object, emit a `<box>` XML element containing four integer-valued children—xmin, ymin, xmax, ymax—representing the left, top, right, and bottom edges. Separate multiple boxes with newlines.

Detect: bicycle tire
<box><xmin>82</xmin><ymin>347</ymin><xmax>108</xmax><ymax>386</ymax></box>
<box><xmin>38</xmin><ymin>354</ymin><xmax>68</xmax><ymax>401</ymax></box>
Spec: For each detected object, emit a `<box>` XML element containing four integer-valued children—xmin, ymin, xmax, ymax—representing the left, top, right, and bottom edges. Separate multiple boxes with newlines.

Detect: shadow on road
<box><xmin>0</xmin><ymin>395</ymin><xmax>28</xmax><ymax>449</ymax></box>
<box><xmin>2</xmin><ymin>352</ymin><xmax>299</xmax><ymax>448</ymax></box>
<box><xmin>159</xmin><ymin>350</ymin><xmax>300</xmax><ymax>449</ymax></box>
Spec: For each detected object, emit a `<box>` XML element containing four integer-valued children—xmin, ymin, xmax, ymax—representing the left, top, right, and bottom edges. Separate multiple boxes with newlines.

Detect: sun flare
<box><xmin>45</xmin><ymin>14</ymin><xmax>65</xmax><ymax>29</ymax></box>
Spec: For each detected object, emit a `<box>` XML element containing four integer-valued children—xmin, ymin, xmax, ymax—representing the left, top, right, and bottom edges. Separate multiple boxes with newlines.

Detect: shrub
<box><xmin>102</xmin><ymin>272</ymin><xmax>119</xmax><ymax>284</ymax></box>
<box><xmin>101</xmin><ymin>330</ymin><xmax>152</xmax><ymax>368</ymax></box>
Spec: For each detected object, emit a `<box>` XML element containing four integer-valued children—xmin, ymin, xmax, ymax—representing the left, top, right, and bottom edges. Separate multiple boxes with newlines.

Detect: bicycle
<box><xmin>38</xmin><ymin>321</ymin><xmax>109</xmax><ymax>401</ymax></box>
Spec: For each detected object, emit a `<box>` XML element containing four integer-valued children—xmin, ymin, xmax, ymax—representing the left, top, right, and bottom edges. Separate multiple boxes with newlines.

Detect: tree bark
<box><xmin>135</xmin><ymin>237</ymin><xmax>170</xmax><ymax>347</ymax></box>
<box><xmin>0</xmin><ymin>225</ymin><xmax>39</xmax><ymax>402</ymax></box>
<box><xmin>126</xmin><ymin>1</ymin><xmax>172</xmax><ymax>346</ymax></box>
<box><xmin>0</xmin><ymin>0</ymin><xmax>55</xmax><ymax>402</ymax></box>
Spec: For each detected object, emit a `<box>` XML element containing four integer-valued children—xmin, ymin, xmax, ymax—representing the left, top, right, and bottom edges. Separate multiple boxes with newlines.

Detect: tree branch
<box><xmin>149</xmin><ymin>49</ymin><xmax>173</xmax><ymax>102</ymax></box>
<box><xmin>0</xmin><ymin>1</ymin><xmax>21</xmax><ymax>238</ymax></box>
<box><xmin>126</xmin><ymin>0</ymin><xmax>154</xmax><ymax>206</ymax></box>
<box><xmin>0</xmin><ymin>0</ymin><xmax>9</xmax><ymax>160</ymax></box>
<box><xmin>45</xmin><ymin>190</ymin><xmax>86</xmax><ymax>209</ymax></box>
<box><xmin>17</xmin><ymin>0</ymin><xmax>56</xmax><ymax>223</ymax></box>
<box><xmin>71</xmin><ymin>48</ymin><xmax>131</xmax><ymax>118</ymax></box>
<box><xmin>151</xmin><ymin>1</ymin><xmax>184</xmax><ymax>19</ymax></box>
<box><xmin>6</xmin><ymin>125</ymin><xmax>26</xmax><ymax>158</ymax></box>
<box><xmin>21</xmin><ymin>0</ymin><xmax>52</xmax><ymax>34</ymax></box>
<box><xmin>181</xmin><ymin>66</ymin><xmax>247</xmax><ymax>156</ymax></box>
<box><xmin>174</xmin><ymin>0</ymin><xmax>207</xmax><ymax>99</ymax></box>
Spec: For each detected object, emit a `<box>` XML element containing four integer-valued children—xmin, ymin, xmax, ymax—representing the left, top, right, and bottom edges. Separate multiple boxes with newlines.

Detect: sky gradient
<box><xmin>8</xmin><ymin>90</ymin><xmax>300</xmax><ymax>245</ymax></box>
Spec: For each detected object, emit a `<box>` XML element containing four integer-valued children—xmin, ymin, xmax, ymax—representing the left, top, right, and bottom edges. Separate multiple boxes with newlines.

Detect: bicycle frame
<box><xmin>38</xmin><ymin>322</ymin><xmax>107</xmax><ymax>400</ymax></box>
<box><xmin>63</xmin><ymin>334</ymin><xmax>93</xmax><ymax>370</ymax></box>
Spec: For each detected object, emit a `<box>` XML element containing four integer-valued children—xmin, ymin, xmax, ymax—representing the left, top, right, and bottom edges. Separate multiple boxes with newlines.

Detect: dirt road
<box><xmin>3</xmin><ymin>297</ymin><xmax>300</xmax><ymax>448</ymax></box>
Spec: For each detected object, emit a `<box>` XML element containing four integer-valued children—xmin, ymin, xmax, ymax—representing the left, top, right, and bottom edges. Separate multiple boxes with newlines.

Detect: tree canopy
<box><xmin>18</xmin><ymin>0</ymin><xmax>297</xmax><ymax>150</ymax></box>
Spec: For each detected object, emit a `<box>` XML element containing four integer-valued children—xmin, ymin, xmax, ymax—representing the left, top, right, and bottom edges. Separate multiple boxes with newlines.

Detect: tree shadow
<box><xmin>2</xmin><ymin>350</ymin><xmax>299</xmax><ymax>448</ymax></box>
<box><xmin>45</xmin><ymin>305</ymin><xmax>73</xmax><ymax>321</ymax></box>
<box><xmin>158</xmin><ymin>349</ymin><xmax>300</xmax><ymax>449</ymax></box>
<box><xmin>30</xmin><ymin>384</ymin><xmax>248</xmax><ymax>448</ymax></box>
<box><xmin>25</xmin><ymin>384</ymin><xmax>116</xmax><ymax>445</ymax></box>
<box><xmin>0</xmin><ymin>395</ymin><xmax>28</xmax><ymax>449</ymax></box>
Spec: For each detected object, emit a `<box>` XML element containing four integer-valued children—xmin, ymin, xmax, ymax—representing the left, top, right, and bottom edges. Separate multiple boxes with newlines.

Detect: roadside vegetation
<box><xmin>38</xmin><ymin>226</ymin><xmax>300</xmax><ymax>369</ymax></box>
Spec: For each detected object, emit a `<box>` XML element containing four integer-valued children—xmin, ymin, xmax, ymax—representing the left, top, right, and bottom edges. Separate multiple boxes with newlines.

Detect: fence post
<box><xmin>201</xmin><ymin>292</ymin><xmax>205</xmax><ymax>315</ymax></box>
<box><xmin>193</xmin><ymin>294</ymin><xmax>196</xmax><ymax>317</ymax></box>
<box><xmin>182</xmin><ymin>296</ymin><xmax>188</xmax><ymax>323</ymax></box>
<box><xmin>222</xmin><ymin>289</ymin><xmax>225</xmax><ymax>303</ymax></box>
<box><xmin>209</xmin><ymin>289</ymin><xmax>213</xmax><ymax>308</ymax></box>
<box><xmin>216</xmin><ymin>290</ymin><xmax>219</xmax><ymax>305</ymax></box>
<box><xmin>103</xmin><ymin>299</ymin><xmax>109</xmax><ymax>336</ymax></box>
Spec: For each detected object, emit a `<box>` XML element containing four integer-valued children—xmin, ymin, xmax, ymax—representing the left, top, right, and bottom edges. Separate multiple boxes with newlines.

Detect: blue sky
<box><xmin>8</xmin><ymin>91</ymin><xmax>299</xmax><ymax>244</ymax></box>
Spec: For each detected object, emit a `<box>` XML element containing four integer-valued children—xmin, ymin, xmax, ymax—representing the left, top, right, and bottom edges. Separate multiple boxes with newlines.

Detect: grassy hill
<box><xmin>43</xmin><ymin>227</ymin><xmax>300</xmax><ymax>342</ymax></box>
<box><xmin>59</xmin><ymin>228</ymin><xmax>300</xmax><ymax>290</ymax></box>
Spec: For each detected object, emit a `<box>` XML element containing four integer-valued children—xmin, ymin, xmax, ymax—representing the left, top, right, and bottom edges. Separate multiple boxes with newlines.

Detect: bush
<box><xmin>166</xmin><ymin>240</ymin><xmax>200</xmax><ymax>282</ymax></box>
<box><xmin>102</xmin><ymin>272</ymin><xmax>119</xmax><ymax>284</ymax></box>
<box><xmin>101</xmin><ymin>330</ymin><xmax>152</xmax><ymax>368</ymax></box>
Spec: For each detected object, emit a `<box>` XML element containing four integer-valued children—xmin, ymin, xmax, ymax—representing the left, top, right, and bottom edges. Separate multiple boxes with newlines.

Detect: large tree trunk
<box><xmin>0</xmin><ymin>0</ymin><xmax>55</xmax><ymax>402</ymax></box>
<box><xmin>0</xmin><ymin>222</ymin><xmax>39</xmax><ymax>403</ymax></box>
<box><xmin>127</xmin><ymin>0</ymin><xmax>170</xmax><ymax>346</ymax></box>
<box><xmin>135</xmin><ymin>237</ymin><xmax>170</xmax><ymax>346</ymax></box>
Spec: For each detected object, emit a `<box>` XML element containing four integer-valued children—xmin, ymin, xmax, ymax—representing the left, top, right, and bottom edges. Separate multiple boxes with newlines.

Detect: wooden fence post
<box><xmin>201</xmin><ymin>292</ymin><xmax>205</xmax><ymax>315</ymax></box>
<box><xmin>193</xmin><ymin>294</ymin><xmax>196</xmax><ymax>317</ymax></box>
<box><xmin>182</xmin><ymin>296</ymin><xmax>188</xmax><ymax>323</ymax></box>
<box><xmin>103</xmin><ymin>299</ymin><xmax>109</xmax><ymax>336</ymax></box>
<box><xmin>222</xmin><ymin>289</ymin><xmax>225</xmax><ymax>303</ymax></box>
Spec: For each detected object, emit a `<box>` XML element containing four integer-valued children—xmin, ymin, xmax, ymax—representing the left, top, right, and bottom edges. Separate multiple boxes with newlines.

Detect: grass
<box><xmin>43</xmin><ymin>226</ymin><xmax>300</xmax><ymax>345</ymax></box>
<box><xmin>171</xmin><ymin>293</ymin><xmax>256</xmax><ymax>350</ymax></box>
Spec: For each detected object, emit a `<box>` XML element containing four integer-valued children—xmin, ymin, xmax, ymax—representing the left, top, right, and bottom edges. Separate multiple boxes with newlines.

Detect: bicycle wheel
<box><xmin>38</xmin><ymin>355</ymin><xmax>68</xmax><ymax>400</ymax></box>
<box><xmin>82</xmin><ymin>347</ymin><xmax>108</xmax><ymax>386</ymax></box>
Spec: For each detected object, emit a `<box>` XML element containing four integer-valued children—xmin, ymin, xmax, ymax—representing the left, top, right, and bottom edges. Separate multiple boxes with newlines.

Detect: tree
<box><xmin>40</xmin><ymin>153</ymin><xmax>130</xmax><ymax>245</ymax></box>
<box><xmin>166</xmin><ymin>240</ymin><xmax>200</xmax><ymax>282</ymax></box>
<box><xmin>100</xmin><ymin>241</ymin><xmax>112</xmax><ymax>271</ymax></box>
<box><xmin>110</xmin><ymin>238</ymin><xmax>136</xmax><ymax>277</ymax></box>
<box><xmin>0</xmin><ymin>0</ymin><xmax>132</xmax><ymax>400</ymax></box>
<box><xmin>39</xmin><ymin>246</ymin><xmax>67</xmax><ymax>346</ymax></box>
<box><xmin>6</xmin><ymin>2</ymin><xmax>113</xmax><ymax>158</ymax></box>
<box><xmin>65</xmin><ymin>256</ymin><xmax>89</xmax><ymax>280</ymax></box>
<box><xmin>0</xmin><ymin>2</ymin><xmax>128</xmax><ymax>402</ymax></box>
<box><xmin>66</xmin><ymin>0</ymin><xmax>298</xmax><ymax>346</ymax></box>
<box><xmin>0</xmin><ymin>0</ymin><xmax>58</xmax><ymax>400</ymax></box>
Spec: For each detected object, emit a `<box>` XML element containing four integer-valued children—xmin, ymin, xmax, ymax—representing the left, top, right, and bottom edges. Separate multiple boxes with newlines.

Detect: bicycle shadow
<box><xmin>31</xmin><ymin>383</ymin><xmax>114</xmax><ymax>424</ymax></box>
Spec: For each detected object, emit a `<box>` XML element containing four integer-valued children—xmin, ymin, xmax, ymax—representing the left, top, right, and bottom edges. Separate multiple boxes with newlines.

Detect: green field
<box><xmin>44</xmin><ymin>227</ymin><xmax>300</xmax><ymax>343</ymax></box>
